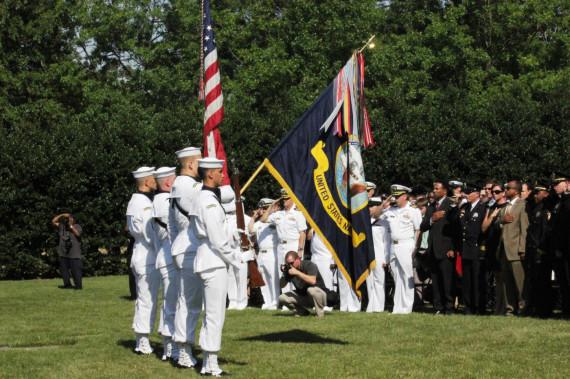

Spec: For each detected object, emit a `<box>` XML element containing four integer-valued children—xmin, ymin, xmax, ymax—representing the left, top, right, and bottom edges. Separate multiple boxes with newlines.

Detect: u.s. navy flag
<box><xmin>264</xmin><ymin>53</ymin><xmax>375</xmax><ymax>295</ymax></box>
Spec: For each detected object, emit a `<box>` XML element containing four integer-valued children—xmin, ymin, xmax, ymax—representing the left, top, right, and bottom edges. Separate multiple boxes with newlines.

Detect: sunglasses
<box><xmin>492</xmin><ymin>190</ymin><xmax>504</xmax><ymax>194</ymax></box>
<box><xmin>485</xmin><ymin>187</ymin><xmax>493</xmax><ymax>191</ymax></box>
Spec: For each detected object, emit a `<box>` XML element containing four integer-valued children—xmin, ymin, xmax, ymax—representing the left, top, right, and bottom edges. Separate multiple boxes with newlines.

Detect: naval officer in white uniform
<box><xmin>384</xmin><ymin>185</ymin><xmax>422</xmax><ymax>314</ymax></box>
<box><xmin>248</xmin><ymin>198</ymin><xmax>279</xmax><ymax>310</ymax></box>
<box><xmin>365</xmin><ymin>196</ymin><xmax>391</xmax><ymax>312</ymax></box>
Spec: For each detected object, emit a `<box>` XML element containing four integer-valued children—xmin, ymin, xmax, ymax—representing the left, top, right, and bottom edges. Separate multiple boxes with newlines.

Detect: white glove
<box><xmin>241</xmin><ymin>249</ymin><xmax>255</xmax><ymax>262</ymax></box>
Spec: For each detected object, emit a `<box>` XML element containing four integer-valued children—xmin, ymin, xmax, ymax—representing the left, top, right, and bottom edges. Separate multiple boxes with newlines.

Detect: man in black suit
<box><xmin>421</xmin><ymin>180</ymin><xmax>456</xmax><ymax>314</ymax></box>
<box><xmin>458</xmin><ymin>186</ymin><xmax>486</xmax><ymax>314</ymax></box>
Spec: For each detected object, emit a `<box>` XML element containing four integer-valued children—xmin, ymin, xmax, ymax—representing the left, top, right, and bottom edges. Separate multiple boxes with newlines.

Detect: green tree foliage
<box><xmin>1</xmin><ymin>0</ymin><xmax>569</xmax><ymax>279</ymax></box>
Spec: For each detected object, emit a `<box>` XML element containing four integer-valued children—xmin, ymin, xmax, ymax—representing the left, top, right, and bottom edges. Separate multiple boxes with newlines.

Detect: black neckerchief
<box><xmin>138</xmin><ymin>191</ymin><xmax>154</xmax><ymax>201</ymax></box>
<box><xmin>158</xmin><ymin>190</ymin><xmax>170</xmax><ymax>194</ymax></box>
<box><xmin>181</xmin><ymin>174</ymin><xmax>201</xmax><ymax>182</ymax></box>
<box><xmin>202</xmin><ymin>185</ymin><xmax>221</xmax><ymax>200</ymax></box>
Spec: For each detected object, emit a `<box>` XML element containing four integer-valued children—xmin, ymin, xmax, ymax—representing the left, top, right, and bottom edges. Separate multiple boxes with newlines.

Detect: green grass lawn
<box><xmin>1</xmin><ymin>276</ymin><xmax>570</xmax><ymax>378</ymax></box>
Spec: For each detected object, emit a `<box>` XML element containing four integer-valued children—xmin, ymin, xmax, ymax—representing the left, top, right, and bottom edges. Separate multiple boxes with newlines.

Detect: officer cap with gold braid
<box><xmin>390</xmin><ymin>184</ymin><xmax>412</xmax><ymax>197</ymax></box>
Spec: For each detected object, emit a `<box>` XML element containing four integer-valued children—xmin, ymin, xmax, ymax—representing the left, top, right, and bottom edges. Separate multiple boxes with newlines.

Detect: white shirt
<box><xmin>168</xmin><ymin>175</ymin><xmax>202</xmax><ymax>256</ymax></box>
<box><xmin>310</xmin><ymin>233</ymin><xmax>334</xmax><ymax>261</ymax></box>
<box><xmin>153</xmin><ymin>192</ymin><xmax>173</xmax><ymax>269</ymax></box>
<box><xmin>267</xmin><ymin>208</ymin><xmax>307</xmax><ymax>242</ymax></box>
<box><xmin>470</xmin><ymin>199</ymin><xmax>480</xmax><ymax>211</ymax></box>
<box><xmin>383</xmin><ymin>203</ymin><xmax>422</xmax><ymax>242</ymax></box>
<box><xmin>193</xmin><ymin>188</ymin><xmax>240</xmax><ymax>273</ymax></box>
<box><xmin>371</xmin><ymin>216</ymin><xmax>391</xmax><ymax>265</ymax></box>
<box><xmin>253</xmin><ymin>221</ymin><xmax>278</xmax><ymax>250</ymax></box>
<box><xmin>126</xmin><ymin>193</ymin><xmax>157</xmax><ymax>271</ymax></box>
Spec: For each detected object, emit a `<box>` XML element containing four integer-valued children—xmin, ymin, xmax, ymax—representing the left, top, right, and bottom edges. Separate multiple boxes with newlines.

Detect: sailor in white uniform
<box><xmin>126</xmin><ymin>166</ymin><xmax>160</xmax><ymax>355</ymax></box>
<box><xmin>152</xmin><ymin>167</ymin><xmax>179</xmax><ymax>360</ymax></box>
<box><xmin>384</xmin><ymin>185</ymin><xmax>422</xmax><ymax>314</ymax></box>
<box><xmin>168</xmin><ymin>147</ymin><xmax>203</xmax><ymax>368</ymax></box>
<box><xmin>192</xmin><ymin>157</ymin><xmax>241</xmax><ymax>377</ymax></box>
<box><xmin>365</xmin><ymin>196</ymin><xmax>391</xmax><ymax>312</ymax></box>
<box><xmin>223</xmin><ymin>187</ymin><xmax>252</xmax><ymax>310</ymax></box>
<box><xmin>248</xmin><ymin>198</ymin><xmax>279</xmax><ymax>310</ymax></box>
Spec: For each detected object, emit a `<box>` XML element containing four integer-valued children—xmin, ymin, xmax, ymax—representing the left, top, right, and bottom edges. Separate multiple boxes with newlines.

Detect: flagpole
<box><xmin>358</xmin><ymin>35</ymin><xmax>376</xmax><ymax>53</ymax></box>
<box><xmin>240</xmin><ymin>161</ymin><xmax>266</xmax><ymax>195</ymax></box>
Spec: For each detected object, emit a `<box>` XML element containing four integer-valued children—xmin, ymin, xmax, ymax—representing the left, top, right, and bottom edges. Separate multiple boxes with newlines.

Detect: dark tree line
<box><xmin>1</xmin><ymin>0</ymin><xmax>568</xmax><ymax>279</ymax></box>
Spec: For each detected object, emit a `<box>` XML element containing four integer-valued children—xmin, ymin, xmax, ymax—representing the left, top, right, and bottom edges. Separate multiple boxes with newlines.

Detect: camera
<box><xmin>280</xmin><ymin>263</ymin><xmax>292</xmax><ymax>273</ymax></box>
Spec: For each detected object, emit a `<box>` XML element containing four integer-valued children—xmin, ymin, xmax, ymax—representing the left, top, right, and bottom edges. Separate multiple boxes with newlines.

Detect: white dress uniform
<box><xmin>168</xmin><ymin>174</ymin><xmax>203</xmax><ymax>365</ymax></box>
<box><xmin>193</xmin><ymin>171</ymin><xmax>240</xmax><ymax>375</ymax></box>
<box><xmin>384</xmin><ymin>202</ymin><xmax>422</xmax><ymax>314</ymax></box>
<box><xmin>126</xmin><ymin>188</ymin><xmax>160</xmax><ymax>353</ymax></box>
<box><xmin>152</xmin><ymin>189</ymin><xmax>179</xmax><ymax>356</ymax></box>
<box><xmin>338</xmin><ymin>270</ymin><xmax>361</xmax><ymax>312</ymax></box>
<box><xmin>267</xmin><ymin>207</ymin><xmax>307</xmax><ymax>293</ymax></box>
<box><xmin>366</xmin><ymin>215</ymin><xmax>391</xmax><ymax>312</ymax></box>
<box><xmin>310</xmin><ymin>233</ymin><xmax>335</xmax><ymax>291</ymax></box>
<box><xmin>224</xmin><ymin>196</ymin><xmax>252</xmax><ymax>311</ymax></box>
<box><xmin>253</xmin><ymin>220</ymin><xmax>279</xmax><ymax>309</ymax></box>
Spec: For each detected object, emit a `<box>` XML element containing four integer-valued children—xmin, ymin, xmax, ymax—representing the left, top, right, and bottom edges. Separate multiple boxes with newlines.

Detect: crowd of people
<box><xmin>124</xmin><ymin>144</ymin><xmax>570</xmax><ymax>375</ymax></box>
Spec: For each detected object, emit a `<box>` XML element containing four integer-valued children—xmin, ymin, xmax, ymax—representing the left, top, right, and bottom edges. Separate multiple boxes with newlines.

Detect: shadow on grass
<box><xmin>238</xmin><ymin>329</ymin><xmax>348</xmax><ymax>345</ymax></box>
<box><xmin>119</xmin><ymin>295</ymin><xmax>136</xmax><ymax>301</ymax></box>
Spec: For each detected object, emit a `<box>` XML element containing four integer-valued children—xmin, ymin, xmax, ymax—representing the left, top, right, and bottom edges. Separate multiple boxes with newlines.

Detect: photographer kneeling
<box><xmin>279</xmin><ymin>251</ymin><xmax>327</xmax><ymax>318</ymax></box>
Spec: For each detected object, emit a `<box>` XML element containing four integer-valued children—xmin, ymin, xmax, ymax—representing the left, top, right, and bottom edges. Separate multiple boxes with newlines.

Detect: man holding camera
<box><xmin>279</xmin><ymin>251</ymin><xmax>328</xmax><ymax>318</ymax></box>
<box><xmin>52</xmin><ymin>212</ymin><xmax>83</xmax><ymax>289</ymax></box>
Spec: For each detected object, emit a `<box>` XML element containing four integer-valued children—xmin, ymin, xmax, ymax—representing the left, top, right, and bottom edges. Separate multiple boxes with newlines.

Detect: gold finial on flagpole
<box><xmin>358</xmin><ymin>35</ymin><xmax>376</xmax><ymax>53</ymax></box>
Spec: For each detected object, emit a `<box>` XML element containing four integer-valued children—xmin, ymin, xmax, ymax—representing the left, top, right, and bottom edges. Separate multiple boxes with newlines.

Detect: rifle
<box><xmin>231</xmin><ymin>162</ymin><xmax>265</xmax><ymax>288</ymax></box>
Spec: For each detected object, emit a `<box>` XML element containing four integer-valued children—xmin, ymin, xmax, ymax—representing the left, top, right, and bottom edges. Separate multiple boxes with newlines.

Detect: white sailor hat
<box><xmin>220</xmin><ymin>185</ymin><xmax>236</xmax><ymax>213</ymax></box>
<box><xmin>220</xmin><ymin>185</ymin><xmax>235</xmax><ymax>204</ymax></box>
<box><xmin>258</xmin><ymin>198</ymin><xmax>274</xmax><ymax>208</ymax></box>
<box><xmin>449</xmin><ymin>180</ymin><xmax>464</xmax><ymax>188</ymax></box>
<box><xmin>365</xmin><ymin>181</ymin><xmax>377</xmax><ymax>190</ymax></box>
<box><xmin>132</xmin><ymin>166</ymin><xmax>156</xmax><ymax>179</ymax></box>
<box><xmin>198</xmin><ymin>157</ymin><xmax>224</xmax><ymax>169</ymax></box>
<box><xmin>153</xmin><ymin>166</ymin><xmax>176</xmax><ymax>179</ymax></box>
<box><xmin>175</xmin><ymin>147</ymin><xmax>201</xmax><ymax>159</ymax></box>
<box><xmin>390</xmin><ymin>184</ymin><xmax>412</xmax><ymax>196</ymax></box>
<box><xmin>369</xmin><ymin>196</ymin><xmax>383</xmax><ymax>205</ymax></box>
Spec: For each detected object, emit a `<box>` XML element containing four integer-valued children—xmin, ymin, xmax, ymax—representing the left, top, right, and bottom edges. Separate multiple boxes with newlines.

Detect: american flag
<box><xmin>201</xmin><ymin>0</ymin><xmax>230</xmax><ymax>184</ymax></box>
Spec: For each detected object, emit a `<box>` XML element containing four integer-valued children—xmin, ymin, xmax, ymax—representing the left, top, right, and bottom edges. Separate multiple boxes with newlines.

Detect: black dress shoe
<box><xmin>58</xmin><ymin>285</ymin><xmax>73</xmax><ymax>289</ymax></box>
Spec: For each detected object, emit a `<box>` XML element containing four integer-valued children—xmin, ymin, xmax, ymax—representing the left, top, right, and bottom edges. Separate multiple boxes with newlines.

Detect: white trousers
<box><xmin>157</xmin><ymin>264</ymin><xmax>179</xmax><ymax>337</ymax></box>
<box><xmin>132</xmin><ymin>265</ymin><xmax>161</xmax><ymax>334</ymax></box>
<box><xmin>173</xmin><ymin>253</ymin><xmax>204</xmax><ymax>344</ymax></box>
<box><xmin>258</xmin><ymin>247</ymin><xmax>280</xmax><ymax>308</ymax></box>
<box><xmin>366</xmin><ymin>263</ymin><xmax>386</xmax><ymax>313</ymax></box>
<box><xmin>199</xmin><ymin>267</ymin><xmax>228</xmax><ymax>353</ymax></box>
<box><xmin>311</xmin><ymin>256</ymin><xmax>334</xmax><ymax>291</ymax></box>
<box><xmin>390</xmin><ymin>240</ymin><xmax>415</xmax><ymax>314</ymax></box>
<box><xmin>338</xmin><ymin>271</ymin><xmax>361</xmax><ymax>312</ymax></box>
<box><xmin>227</xmin><ymin>260</ymin><xmax>248</xmax><ymax>310</ymax></box>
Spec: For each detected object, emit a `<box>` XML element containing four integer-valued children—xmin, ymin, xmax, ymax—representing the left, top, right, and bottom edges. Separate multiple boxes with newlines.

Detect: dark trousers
<box><xmin>59</xmin><ymin>257</ymin><xmax>82</xmax><ymax>289</ymax></box>
<box><xmin>478</xmin><ymin>258</ymin><xmax>490</xmax><ymax>314</ymax></box>
<box><xmin>553</xmin><ymin>257</ymin><xmax>570</xmax><ymax>316</ymax></box>
<box><xmin>431</xmin><ymin>257</ymin><xmax>454</xmax><ymax>312</ymax></box>
<box><xmin>528</xmin><ymin>255</ymin><xmax>553</xmax><ymax>318</ymax></box>
<box><xmin>462</xmin><ymin>258</ymin><xmax>480</xmax><ymax>314</ymax></box>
